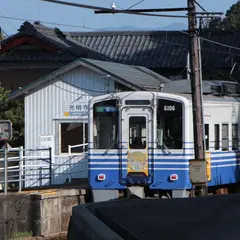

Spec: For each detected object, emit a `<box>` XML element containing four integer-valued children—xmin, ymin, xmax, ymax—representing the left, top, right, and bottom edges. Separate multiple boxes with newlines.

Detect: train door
<box><xmin>120</xmin><ymin>107</ymin><xmax>153</xmax><ymax>185</ymax></box>
<box><xmin>204</xmin><ymin>115</ymin><xmax>211</xmax><ymax>152</ymax></box>
<box><xmin>204</xmin><ymin>115</ymin><xmax>212</xmax><ymax>182</ymax></box>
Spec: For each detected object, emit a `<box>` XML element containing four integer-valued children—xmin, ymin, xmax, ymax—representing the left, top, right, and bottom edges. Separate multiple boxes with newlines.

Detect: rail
<box><xmin>67</xmin><ymin>143</ymin><xmax>88</xmax><ymax>184</ymax></box>
<box><xmin>0</xmin><ymin>145</ymin><xmax>88</xmax><ymax>194</ymax></box>
<box><xmin>68</xmin><ymin>143</ymin><xmax>88</xmax><ymax>155</ymax></box>
<box><xmin>0</xmin><ymin>146</ymin><xmax>52</xmax><ymax>194</ymax></box>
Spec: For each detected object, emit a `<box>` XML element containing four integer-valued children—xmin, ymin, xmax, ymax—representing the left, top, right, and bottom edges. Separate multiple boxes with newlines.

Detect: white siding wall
<box><xmin>24</xmin><ymin>66</ymin><xmax>115</xmax><ymax>187</ymax></box>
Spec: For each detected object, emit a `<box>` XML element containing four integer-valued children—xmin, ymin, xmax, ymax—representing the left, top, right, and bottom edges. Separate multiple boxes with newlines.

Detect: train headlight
<box><xmin>170</xmin><ymin>174</ymin><xmax>178</xmax><ymax>182</ymax></box>
<box><xmin>97</xmin><ymin>173</ymin><xmax>106</xmax><ymax>181</ymax></box>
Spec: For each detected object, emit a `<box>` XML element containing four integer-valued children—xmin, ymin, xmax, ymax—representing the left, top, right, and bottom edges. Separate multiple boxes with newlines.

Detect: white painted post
<box><xmin>18</xmin><ymin>146</ymin><xmax>23</xmax><ymax>192</ymax></box>
<box><xmin>68</xmin><ymin>145</ymin><xmax>71</xmax><ymax>155</ymax></box>
<box><xmin>68</xmin><ymin>156</ymin><xmax>72</xmax><ymax>184</ymax></box>
<box><xmin>4</xmin><ymin>142</ymin><xmax>8</xmax><ymax>194</ymax></box>
<box><xmin>68</xmin><ymin>145</ymin><xmax>72</xmax><ymax>183</ymax></box>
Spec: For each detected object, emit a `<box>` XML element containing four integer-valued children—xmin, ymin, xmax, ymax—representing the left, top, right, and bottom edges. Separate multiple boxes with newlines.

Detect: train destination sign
<box><xmin>95</xmin><ymin>106</ymin><xmax>117</xmax><ymax>113</ymax></box>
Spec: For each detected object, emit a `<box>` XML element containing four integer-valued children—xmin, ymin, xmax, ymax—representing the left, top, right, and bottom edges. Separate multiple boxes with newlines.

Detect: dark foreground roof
<box><xmin>68</xmin><ymin>194</ymin><xmax>240</xmax><ymax>240</ymax></box>
<box><xmin>9</xmin><ymin>58</ymin><xmax>170</xmax><ymax>99</ymax></box>
<box><xmin>1</xmin><ymin>21</ymin><xmax>240</xmax><ymax>69</ymax></box>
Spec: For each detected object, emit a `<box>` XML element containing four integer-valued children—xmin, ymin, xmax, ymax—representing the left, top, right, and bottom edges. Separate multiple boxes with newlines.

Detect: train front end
<box><xmin>88</xmin><ymin>92</ymin><xmax>191</xmax><ymax>196</ymax></box>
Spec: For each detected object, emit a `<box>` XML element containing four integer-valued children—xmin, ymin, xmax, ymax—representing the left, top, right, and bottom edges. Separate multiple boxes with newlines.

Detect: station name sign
<box><xmin>64</xmin><ymin>101</ymin><xmax>89</xmax><ymax>117</ymax></box>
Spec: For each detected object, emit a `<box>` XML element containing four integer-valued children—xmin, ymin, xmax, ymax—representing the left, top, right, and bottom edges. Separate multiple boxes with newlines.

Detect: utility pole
<box><xmin>187</xmin><ymin>0</ymin><xmax>207</xmax><ymax>196</ymax></box>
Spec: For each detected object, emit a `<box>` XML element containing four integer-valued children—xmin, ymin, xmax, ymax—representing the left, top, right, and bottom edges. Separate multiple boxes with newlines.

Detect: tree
<box><xmin>0</xmin><ymin>87</ymin><xmax>24</xmax><ymax>147</ymax></box>
<box><xmin>0</xmin><ymin>28</ymin><xmax>6</xmax><ymax>40</ymax></box>
<box><xmin>225</xmin><ymin>1</ymin><xmax>240</xmax><ymax>28</ymax></box>
<box><xmin>208</xmin><ymin>1</ymin><xmax>240</xmax><ymax>29</ymax></box>
<box><xmin>208</xmin><ymin>17</ymin><xmax>224</xmax><ymax>29</ymax></box>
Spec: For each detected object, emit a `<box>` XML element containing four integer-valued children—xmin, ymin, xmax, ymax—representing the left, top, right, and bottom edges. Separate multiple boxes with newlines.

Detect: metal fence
<box><xmin>0</xmin><ymin>143</ymin><xmax>89</xmax><ymax>194</ymax></box>
<box><xmin>0</xmin><ymin>146</ymin><xmax>52</xmax><ymax>194</ymax></box>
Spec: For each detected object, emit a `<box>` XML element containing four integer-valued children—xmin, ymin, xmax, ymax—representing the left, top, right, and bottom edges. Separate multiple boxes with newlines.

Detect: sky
<box><xmin>0</xmin><ymin>0</ymin><xmax>238</xmax><ymax>35</ymax></box>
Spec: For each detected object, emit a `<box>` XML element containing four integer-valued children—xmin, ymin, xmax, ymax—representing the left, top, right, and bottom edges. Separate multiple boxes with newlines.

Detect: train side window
<box><xmin>157</xmin><ymin>99</ymin><xmax>183</xmax><ymax>149</ymax></box>
<box><xmin>129</xmin><ymin>117</ymin><xmax>146</xmax><ymax>149</ymax></box>
<box><xmin>222</xmin><ymin>124</ymin><xmax>229</xmax><ymax>151</ymax></box>
<box><xmin>214</xmin><ymin>124</ymin><xmax>220</xmax><ymax>150</ymax></box>
<box><xmin>232</xmin><ymin>124</ymin><xmax>238</xmax><ymax>150</ymax></box>
<box><xmin>205</xmin><ymin>124</ymin><xmax>209</xmax><ymax>150</ymax></box>
<box><xmin>93</xmin><ymin>100</ymin><xmax>118</xmax><ymax>149</ymax></box>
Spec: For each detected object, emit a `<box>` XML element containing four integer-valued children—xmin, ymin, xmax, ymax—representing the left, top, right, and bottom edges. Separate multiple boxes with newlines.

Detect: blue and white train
<box><xmin>88</xmin><ymin>88</ymin><xmax>240</xmax><ymax>198</ymax></box>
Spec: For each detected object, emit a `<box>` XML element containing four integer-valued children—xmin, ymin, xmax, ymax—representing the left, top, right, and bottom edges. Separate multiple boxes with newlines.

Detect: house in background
<box><xmin>0</xmin><ymin>21</ymin><xmax>107</xmax><ymax>91</ymax></box>
<box><xmin>1</xmin><ymin>21</ymin><xmax>240</xmax><ymax>91</ymax></box>
<box><xmin>9</xmin><ymin>57</ymin><xmax>169</xmax><ymax>187</ymax></box>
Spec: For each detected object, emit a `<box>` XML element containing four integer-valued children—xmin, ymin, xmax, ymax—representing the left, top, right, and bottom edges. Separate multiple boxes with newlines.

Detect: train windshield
<box><xmin>93</xmin><ymin>99</ymin><xmax>119</xmax><ymax>149</ymax></box>
<box><xmin>157</xmin><ymin>99</ymin><xmax>183</xmax><ymax>150</ymax></box>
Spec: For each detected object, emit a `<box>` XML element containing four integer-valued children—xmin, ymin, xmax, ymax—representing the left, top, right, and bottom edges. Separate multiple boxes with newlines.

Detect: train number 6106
<box><xmin>164</xmin><ymin>105</ymin><xmax>175</xmax><ymax>111</ymax></box>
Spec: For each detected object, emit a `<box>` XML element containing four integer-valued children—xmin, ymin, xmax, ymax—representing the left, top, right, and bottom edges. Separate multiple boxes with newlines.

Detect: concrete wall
<box><xmin>0</xmin><ymin>194</ymin><xmax>32</xmax><ymax>240</ymax></box>
<box><xmin>0</xmin><ymin>189</ymin><xmax>87</xmax><ymax>240</ymax></box>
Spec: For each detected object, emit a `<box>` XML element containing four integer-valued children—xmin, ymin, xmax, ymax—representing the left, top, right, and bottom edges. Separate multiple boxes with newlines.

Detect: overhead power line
<box><xmin>127</xmin><ymin>0</ymin><xmax>145</xmax><ymax>10</ymax></box>
<box><xmin>95</xmin><ymin>7</ymin><xmax>194</xmax><ymax>15</ymax></box>
<box><xmin>0</xmin><ymin>15</ymin><xmax>99</xmax><ymax>31</ymax></box>
<box><xmin>193</xmin><ymin>0</ymin><xmax>207</xmax><ymax>12</ymax></box>
<box><xmin>41</xmin><ymin>0</ymin><xmax>221</xmax><ymax>18</ymax></box>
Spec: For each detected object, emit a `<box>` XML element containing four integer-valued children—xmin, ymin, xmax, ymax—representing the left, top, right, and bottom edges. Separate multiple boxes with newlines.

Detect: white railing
<box><xmin>0</xmin><ymin>146</ymin><xmax>52</xmax><ymax>194</ymax></box>
<box><xmin>68</xmin><ymin>143</ymin><xmax>88</xmax><ymax>155</ymax></box>
<box><xmin>67</xmin><ymin>143</ymin><xmax>88</xmax><ymax>184</ymax></box>
<box><xmin>0</xmin><ymin>145</ymin><xmax>88</xmax><ymax>194</ymax></box>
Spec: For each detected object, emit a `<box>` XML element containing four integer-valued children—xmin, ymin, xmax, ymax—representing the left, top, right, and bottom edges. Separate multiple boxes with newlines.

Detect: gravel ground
<box><xmin>10</xmin><ymin>233</ymin><xmax>67</xmax><ymax>240</ymax></box>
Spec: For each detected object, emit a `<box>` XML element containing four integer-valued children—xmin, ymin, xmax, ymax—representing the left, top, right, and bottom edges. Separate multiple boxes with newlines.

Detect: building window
<box><xmin>232</xmin><ymin>124</ymin><xmax>238</xmax><ymax>150</ymax></box>
<box><xmin>156</xmin><ymin>99</ymin><xmax>183</xmax><ymax>149</ymax></box>
<box><xmin>60</xmin><ymin>122</ymin><xmax>88</xmax><ymax>153</ymax></box>
<box><xmin>205</xmin><ymin>124</ymin><xmax>209</xmax><ymax>151</ymax></box>
<box><xmin>214</xmin><ymin>124</ymin><xmax>220</xmax><ymax>150</ymax></box>
<box><xmin>129</xmin><ymin>117</ymin><xmax>147</xmax><ymax>149</ymax></box>
<box><xmin>222</xmin><ymin>124</ymin><xmax>229</xmax><ymax>151</ymax></box>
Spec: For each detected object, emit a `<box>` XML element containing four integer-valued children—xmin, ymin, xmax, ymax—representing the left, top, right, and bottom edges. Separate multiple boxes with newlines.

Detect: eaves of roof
<box><xmin>8</xmin><ymin>58</ymin><xmax>148</xmax><ymax>100</ymax></box>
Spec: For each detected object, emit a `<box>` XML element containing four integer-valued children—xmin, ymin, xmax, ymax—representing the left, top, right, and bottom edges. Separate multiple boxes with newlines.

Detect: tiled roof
<box><xmin>0</xmin><ymin>21</ymin><xmax>108</xmax><ymax>62</ymax></box>
<box><xmin>1</xmin><ymin>21</ymin><xmax>240</xmax><ymax>68</ymax></box>
<box><xmin>68</xmin><ymin>29</ymin><xmax>240</xmax><ymax>68</ymax></box>
<box><xmin>68</xmin><ymin>31</ymin><xmax>188</xmax><ymax>68</ymax></box>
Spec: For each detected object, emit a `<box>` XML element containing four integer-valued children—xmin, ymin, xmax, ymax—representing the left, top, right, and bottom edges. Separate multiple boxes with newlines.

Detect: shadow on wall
<box><xmin>22</xmin><ymin>155</ymin><xmax>88</xmax><ymax>189</ymax></box>
<box><xmin>51</xmin><ymin>155</ymin><xmax>88</xmax><ymax>185</ymax></box>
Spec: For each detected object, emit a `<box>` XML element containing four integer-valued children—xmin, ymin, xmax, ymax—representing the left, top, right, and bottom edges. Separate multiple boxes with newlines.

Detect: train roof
<box><xmin>90</xmin><ymin>91</ymin><xmax>240</xmax><ymax>105</ymax></box>
<box><xmin>163</xmin><ymin>79</ymin><xmax>240</xmax><ymax>93</ymax></box>
<box><xmin>162</xmin><ymin>79</ymin><xmax>240</xmax><ymax>103</ymax></box>
<box><xmin>176</xmin><ymin>93</ymin><xmax>240</xmax><ymax>103</ymax></box>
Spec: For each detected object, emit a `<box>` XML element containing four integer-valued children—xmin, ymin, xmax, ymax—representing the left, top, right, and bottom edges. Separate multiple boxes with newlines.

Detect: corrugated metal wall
<box><xmin>24</xmin><ymin>66</ymin><xmax>115</xmax><ymax>187</ymax></box>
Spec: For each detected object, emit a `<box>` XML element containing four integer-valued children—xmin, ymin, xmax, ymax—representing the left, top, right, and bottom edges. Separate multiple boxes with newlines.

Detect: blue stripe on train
<box><xmin>89</xmin><ymin>155</ymin><xmax>240</xmax><ymax>162</ymax></box>
<box><xmin>88</xmin><ymin>151</ymin><xmax>240</xmax><ymax>157</ymax></box>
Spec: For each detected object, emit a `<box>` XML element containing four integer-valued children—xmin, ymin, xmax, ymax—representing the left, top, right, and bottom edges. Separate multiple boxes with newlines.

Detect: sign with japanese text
<box><xmin>39</xmin><ymin>135</ymin><xmax>54</xmax><ymax>159</ymax></box>
<box><xmin>64</xmin><ymin>100</ymin><xmax>89</xmax><ymax>117</ymax></box>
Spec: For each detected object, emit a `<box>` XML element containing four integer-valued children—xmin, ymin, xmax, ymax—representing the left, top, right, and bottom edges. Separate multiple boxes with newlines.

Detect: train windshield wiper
<box><xmin>104</xmin><ymin>137</ymin><xmax>119</xmax><ymax>154</ymax></box>
<box><xmin>160</xmin><ymin>142</ymin><xmax>171</xmax><ymax>154</ymax></box>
